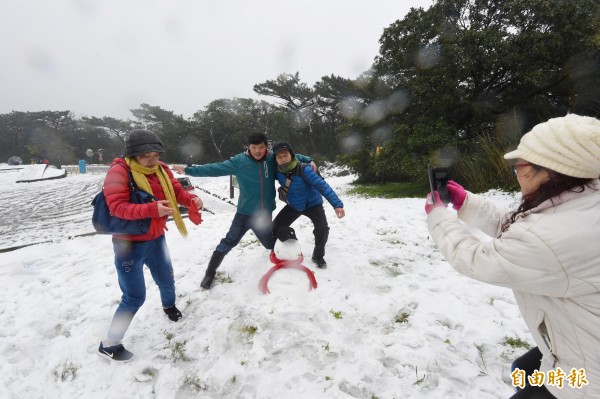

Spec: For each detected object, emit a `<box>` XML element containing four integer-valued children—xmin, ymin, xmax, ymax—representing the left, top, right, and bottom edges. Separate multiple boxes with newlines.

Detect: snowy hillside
<box><xmin>0</xmin><ymin>165</ymin><xmax>531</xmax><ymax>399</ymax></box>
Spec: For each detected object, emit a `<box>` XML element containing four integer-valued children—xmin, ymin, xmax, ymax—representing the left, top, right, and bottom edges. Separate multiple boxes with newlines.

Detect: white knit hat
<box><xmin>504</xmin><ymin>114</ymin><xmax>600</xmax><ymax>178</ymax></box>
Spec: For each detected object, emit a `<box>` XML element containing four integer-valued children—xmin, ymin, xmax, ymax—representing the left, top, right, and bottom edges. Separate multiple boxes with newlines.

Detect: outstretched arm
<box><xmin>172</xmin><ymin>164</ymin><xmax>187</xmax><ymax>175</ymax></box>
<box><xmin>303</xmin><ymin>167</ymin><xmax>344</xmax><ymax>215</ymax></box>
<box><xmin>172</xmin><ymin>156</ymin><xmax>239</xmax><ymax>178</ymax></box>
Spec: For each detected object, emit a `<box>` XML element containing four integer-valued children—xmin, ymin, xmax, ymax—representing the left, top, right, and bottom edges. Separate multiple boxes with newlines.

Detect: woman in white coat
<box><xmin>425</xmin><ymin>114</ymin><xmax>600</xmax><ymax>399</ymax></box>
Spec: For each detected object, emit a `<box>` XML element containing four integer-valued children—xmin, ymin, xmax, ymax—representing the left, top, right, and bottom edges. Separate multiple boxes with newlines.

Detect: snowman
<box><xmin>260</xmin><ymin>227</ymin><xmax>317</xmax><ymax>294</ymax></box>
<box><xmin>271</xmin><ymin>226</ymin><xmax>303</xmax><ymax>263</ymax></box>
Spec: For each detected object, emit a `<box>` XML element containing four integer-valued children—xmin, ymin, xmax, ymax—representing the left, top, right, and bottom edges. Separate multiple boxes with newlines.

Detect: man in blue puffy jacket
<box><xmin>173</xmin><ymin>133</ymin><xmax>313</xmax><ymax>289</ymax></box>
<box><xmin>271</xmin><ymin>142</ymin><xmax>345</xmax><ymax>269</ymax></box>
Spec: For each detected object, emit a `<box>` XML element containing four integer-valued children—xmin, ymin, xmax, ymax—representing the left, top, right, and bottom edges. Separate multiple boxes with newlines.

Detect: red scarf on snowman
<box><xmin>258</xmin><ymin>252</ymin><xmax>318</xmax><ymax>295</ymax></box>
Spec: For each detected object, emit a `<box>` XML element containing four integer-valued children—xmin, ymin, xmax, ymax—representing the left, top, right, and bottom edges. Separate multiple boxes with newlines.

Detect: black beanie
<box><xmin>272</xmin><ymin>142</ymin><xmax>295</xmax><ymax>158</ymax></box>
<box><xmin>123</xmin><ymin>130</ymin><xmax>165</xmax><ymax>157</ymax></box>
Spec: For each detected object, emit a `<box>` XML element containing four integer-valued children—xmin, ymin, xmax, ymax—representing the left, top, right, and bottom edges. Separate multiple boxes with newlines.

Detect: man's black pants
<box><xmin>272</xmin><ymin>204</ymin><xmax>329</xmax><ymax>259</ymax></box>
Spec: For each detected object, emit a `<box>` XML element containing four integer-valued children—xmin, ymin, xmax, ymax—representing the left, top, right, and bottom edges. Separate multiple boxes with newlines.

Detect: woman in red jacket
<box><xmin>98</xmin><ymin>130</ymin><xmax>203</xmax><ymax>362</ymax></box>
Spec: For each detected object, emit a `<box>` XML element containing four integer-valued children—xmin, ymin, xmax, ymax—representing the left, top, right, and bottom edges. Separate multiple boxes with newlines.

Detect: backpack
<box><xmin>91</xmin><ymin>170</ymin><xmax>156</xmax><ymax>235</ymax></box>
<box><xmin>277</xmin><ymin>162</ymin><xmax>315</xmax><ymax>202</ymax></box>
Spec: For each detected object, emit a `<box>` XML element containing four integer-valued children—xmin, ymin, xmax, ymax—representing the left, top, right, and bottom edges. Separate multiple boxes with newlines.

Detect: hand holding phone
<box><xmin>427</xmin><ymin>166</ymin><xmax>450</xmax><ymax>205</ymax></box>
<box><xmin>425</xmin><ymin>191</ymin><xmax>445</xmax><ymax>214</ymax></box>
<box><xmin>447</xmin><ymin>180</ymin><xmax>466</xmax><ymax>210</ymax></box>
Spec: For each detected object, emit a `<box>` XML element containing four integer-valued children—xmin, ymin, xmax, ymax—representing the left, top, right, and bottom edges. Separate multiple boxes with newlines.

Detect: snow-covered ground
<box><xmin>0</xmin><ymin>164</ymin><xmax>531</xmax><ymax>399</ymax></box>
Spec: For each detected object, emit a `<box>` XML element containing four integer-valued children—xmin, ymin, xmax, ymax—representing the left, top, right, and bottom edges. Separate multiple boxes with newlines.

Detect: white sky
<box><xmin>0</xmin><ymin>0</ymin><xmax>433</xmax><ymax>119</ymax></box>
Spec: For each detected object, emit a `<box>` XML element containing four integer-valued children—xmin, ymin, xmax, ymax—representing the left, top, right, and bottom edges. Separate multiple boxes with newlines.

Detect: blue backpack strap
<box><xmin>127</xmin><ymin>170</ymin><xmax>136</xmax><ymax>192</ymax></box>
<box><xmin>124</xmin><ymin>167</ymin><xmax>156</xmax><ymax>201</ymax></box>
<box><xmin>104</xmin><ymin>164</ymin><xmax>136</xmax><ymax>192</ymax></box>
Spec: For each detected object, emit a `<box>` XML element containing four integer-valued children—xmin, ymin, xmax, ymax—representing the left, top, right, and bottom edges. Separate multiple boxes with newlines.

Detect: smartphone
<box><xmin>427</xmin><ymin>166</ymin><xmax>450</xmax><ymax>205</ymax></box>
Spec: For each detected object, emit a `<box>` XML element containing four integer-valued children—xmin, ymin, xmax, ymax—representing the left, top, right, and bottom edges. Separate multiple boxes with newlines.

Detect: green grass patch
<box><xmin>329</xmin><ymin>309</ymin><xmax>343</xmax><ymax>319</ymax></box>
<box><xmin>502</xmin><ymin>336</ymin><xmax>531</xmax><ymax>349</ymax></box>
<box><xmin>240</xmin><ymin>325</ymin><xmax>258</xmax><ymax>337</ymax></box>
<box><xmin>395</xmin><ymin>312</ymin><xmax>410</xmax><ymax>324</ymax></box>
<box><xmin>347</xmin><ymin>181</ymin><xmax>429</xmax><ymax>199</ymax></box>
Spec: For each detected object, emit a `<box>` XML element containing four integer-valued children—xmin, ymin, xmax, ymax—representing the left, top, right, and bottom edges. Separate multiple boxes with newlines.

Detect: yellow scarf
<box><xmin>125</xmin><ymin>157</ymin><xmax>188</xmax><ymax>237</ymax></box>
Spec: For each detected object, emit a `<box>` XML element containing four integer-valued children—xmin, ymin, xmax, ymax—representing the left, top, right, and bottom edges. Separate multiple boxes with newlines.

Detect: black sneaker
<box><xmin>98</xmin><ymin>342</ymin><xmax>134</xmax><ymax>362</ymax></box>
<box><xmin>311</xmin><ymin>256</ymin><xmax>327</xmax><ymax>269</ymax></box>
<box><xmin>163</xmin><ymin>305</ymin><xmax>182</xmax><ymax>322</ymax></box>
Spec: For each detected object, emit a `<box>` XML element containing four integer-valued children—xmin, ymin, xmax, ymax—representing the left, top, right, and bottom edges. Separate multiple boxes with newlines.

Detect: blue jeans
<box><xmin>215</xmin><ymin>211</ymin><xmax>275</xmax><ymax>255</ymax></box>
<box><xmin>106</xmin><ymin>235</ymin><xmax>175</xmax><ymax>344</ymax></box>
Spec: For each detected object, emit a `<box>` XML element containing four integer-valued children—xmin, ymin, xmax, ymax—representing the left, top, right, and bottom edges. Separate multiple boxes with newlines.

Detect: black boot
<box><xmin>201</xmin><ymin>251</ymin><xmax>226</xmax><ymax>289</ymax></box>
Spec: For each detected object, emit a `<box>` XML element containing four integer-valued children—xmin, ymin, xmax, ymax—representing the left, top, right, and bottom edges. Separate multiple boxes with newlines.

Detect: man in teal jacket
<box><xmin>173</xmin><ymin>133</ymin><xmax>313</xmax><ymax>289</ymax></box>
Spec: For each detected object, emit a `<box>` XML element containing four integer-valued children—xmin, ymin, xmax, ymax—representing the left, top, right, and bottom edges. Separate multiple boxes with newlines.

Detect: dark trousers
<box><xmin>215</xmin><ymin>212</ymin><xmax>275</xmax><ymax>255</ymax></box>
<box><xmin>510</xmin><ymin>347</ymin><xmax>557</xmax><ymax>399</ymax></box>
<box><xmin>272</xmin><ymin>204</ymin><xmax>329</xmax><ymax>259</ymax></box>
